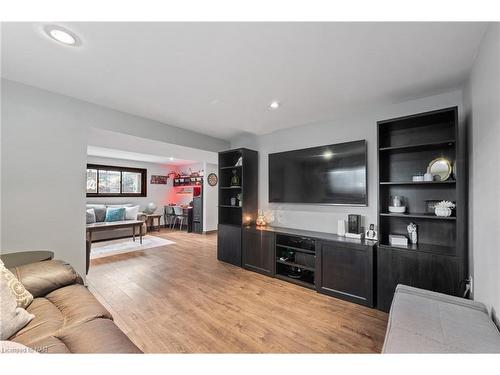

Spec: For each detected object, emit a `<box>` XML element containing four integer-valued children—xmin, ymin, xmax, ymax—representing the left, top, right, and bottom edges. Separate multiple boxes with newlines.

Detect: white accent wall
<box><xmin>231</xmin><ymin>90</ymin><xmax>464</xmax><ymax>234</ymax></box>
<box><xmin>1</xmin><ymin>80</ymin><xmax>228</xmax><ymax>276</ymax></box>
<box><xmin>464</xmin><ymin>23</ymin><xmax>500</xmax><ymax>321</ymax></box>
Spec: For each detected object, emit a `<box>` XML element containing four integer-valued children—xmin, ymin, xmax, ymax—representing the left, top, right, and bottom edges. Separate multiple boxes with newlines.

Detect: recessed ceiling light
<box><xmin>44</xmin><ymin>25</ymin><xmax>80</xmax><ymax>46</ymax></box>
<box><xmin>269</xmin><ymin>101</ymin><xmax>280</xmax><ymax>110</ymax></box>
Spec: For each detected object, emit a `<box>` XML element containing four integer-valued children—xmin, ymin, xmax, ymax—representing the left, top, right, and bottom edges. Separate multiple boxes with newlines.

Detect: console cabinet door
<box><xmin>217</xmin><ymin>224</ymin><xmax>242</xmax><ymax>266</ymax></box>
<box><xmin>242</xmin><ymin>227</ymin><xmax>275</xmax><ymax>276</ymax></box>
<box><xmin>316</xmin><ymin>240</ymin><xmax>374</xmax><ymax>307</ymax></box>
<box><xmin>377</xmin><ymin>246</ymin><xmax>460</xmax><ymax>312</ymax></box>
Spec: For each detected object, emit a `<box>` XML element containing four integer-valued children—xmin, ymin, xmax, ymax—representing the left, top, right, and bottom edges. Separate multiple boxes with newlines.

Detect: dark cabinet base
<box><xmin>317</xmin><ymin>240</ymin><xmax>375</xmax><ymax>307</ymax></box>
<box><xmin>242</xmin><ymin>227</ymin><xmax>275</xmax><ymax>276</ymax></box>
<box><xmin>229</xmin><ymin>225</ymin><xmax>376</xmax><ymax>309</ymax></box>
<box><xmin>377</xmin><ymin>245</ymin><xmax>462</xmax><ymax>312</ymax></box>
<box><xmin>217</xmin><ymin>224</ymin><xmax>242</xmax><ymax>267</ymax></box>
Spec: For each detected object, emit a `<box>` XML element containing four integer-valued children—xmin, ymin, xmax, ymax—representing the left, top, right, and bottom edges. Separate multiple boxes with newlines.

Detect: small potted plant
<box><xmin>434</xmin><ymin>200</ymin><xmax>456</xmax><ymax>217</ymax></box>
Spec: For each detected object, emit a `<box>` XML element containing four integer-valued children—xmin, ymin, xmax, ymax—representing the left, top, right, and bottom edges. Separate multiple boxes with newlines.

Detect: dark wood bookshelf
<box><xmin>276</xmin><ymin>258</ymin><xmax>315</xmax><ymax>272</ymax></box>
<box><xmin>275</xmin><ymin>243</ymin><xmax>315</xmax><ymax>254</ymax></box>
<box><xmin>219</xmin><ymin>165</ymin><xmax>243</xmax><ymax>170</ymax></box>
<box><xmin>377</xmin><ymin>106</ymin><xmax>468</xmax><ymax>312</ymax></box>
<box><xmin>379</xmin><ymin>212</ymin><xmax>456</xmax><ymax>220</ymax></box>
<box><xmin>379</xmin><ymin>139</ymin><xmax>456</xmax><ymax>152</ymax></box>
<box><xmin>380</xmin><ymin>180</ymin><xmax>456</xmax><ymax>185</ymax></box>
<box><xmin>217</xmin><ymin>148</ymin><xmax>258</xmax><ymax>267</ymax></box>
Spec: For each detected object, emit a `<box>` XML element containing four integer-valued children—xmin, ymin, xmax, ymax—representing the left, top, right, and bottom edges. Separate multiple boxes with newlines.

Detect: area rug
<box><xmin>90</xmin><ymin>235</ymin><xmax>175</xmax><ymax>259</ymax></box>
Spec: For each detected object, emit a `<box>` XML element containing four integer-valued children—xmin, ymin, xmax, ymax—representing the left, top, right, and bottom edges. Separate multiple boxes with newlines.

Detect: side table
<box><xmin>145</xmin><ymin>214</ymin><xmax>162</xmax><ymax>232</ymax></box>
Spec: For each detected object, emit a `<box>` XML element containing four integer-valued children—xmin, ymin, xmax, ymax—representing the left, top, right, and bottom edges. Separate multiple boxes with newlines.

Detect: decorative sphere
<box><xmin>144</xmin><ymin>202</ymin><xmax>157</xmax><ymax>214</ymax></box>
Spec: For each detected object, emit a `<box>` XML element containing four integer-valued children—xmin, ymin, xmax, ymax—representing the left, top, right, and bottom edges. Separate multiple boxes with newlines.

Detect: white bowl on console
<box><xmin>388</xmin><ymin>206</ymin><xmax>406</xmax><ymax>213</ymax></box>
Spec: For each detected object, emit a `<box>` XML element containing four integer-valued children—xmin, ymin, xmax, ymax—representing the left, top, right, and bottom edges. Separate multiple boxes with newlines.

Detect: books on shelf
<box><xmin>389</xmin><ymin>234</ymin><xmax>408</xmax><ymax>247</ymax></box>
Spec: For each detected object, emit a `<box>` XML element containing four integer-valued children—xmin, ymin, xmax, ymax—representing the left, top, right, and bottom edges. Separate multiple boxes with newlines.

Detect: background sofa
<box><xmin>7</xmin><ymin>259</ymin><xmax>141</xmax><ymax>353</ymax></box>
<box><xmin>86</xmin><ymin>203</ymin><xmax>147</xmax><ymax>241</ymax></box>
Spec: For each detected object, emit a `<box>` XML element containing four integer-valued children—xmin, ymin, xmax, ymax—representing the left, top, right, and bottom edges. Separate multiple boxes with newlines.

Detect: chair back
<box><xmin>165</xmin><ymin>206</ymin><xmax>175</xmax><ymax>215</ymax></box>
<box><xmin>173</xmin><ymin>206</ymin><xmax>183</xmax><ymax>215</ymax></box>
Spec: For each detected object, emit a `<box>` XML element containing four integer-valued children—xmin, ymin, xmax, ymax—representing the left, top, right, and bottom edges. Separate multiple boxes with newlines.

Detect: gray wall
<box><xmin>1</xmin><ymin>80</ymin><xmax>229</xmax><ymax>276</ymax></box>
<box><xmin>464</xmin><ymin>23</ymin><xmax>500</xmax><ymax>320</ymax></box>
<box><xmin>231</xmin><ymin>90</ymin><xmax>464</xmax><ymax>234</ymax></box>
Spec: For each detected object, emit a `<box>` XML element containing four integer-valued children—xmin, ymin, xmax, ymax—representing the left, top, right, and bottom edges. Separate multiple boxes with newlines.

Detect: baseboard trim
<box><xmin>203</xmin><ymin>230</ymin><xmax>217</xmax><ymax>235</ymax></box>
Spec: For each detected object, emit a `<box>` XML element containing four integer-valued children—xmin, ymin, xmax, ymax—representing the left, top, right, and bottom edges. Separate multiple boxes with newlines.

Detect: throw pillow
<box><xmin>86</xmin><ymin>208</ymin><xmax>96</xmax><ymax>224</ymax></box>
<box><xmin>86</xmin><ymin>204</ymin><xmax>107</xmax><ymax>222</ymax></box>
<box><xmin>105</xmin><ymin>207</ymin><xmax>126</xmax><ymax>222</ymax></box>
<box><xmin>0</xmin><ymin>272</ymin><xmax>35</xmax><ymax>340</ymax></box>
<box><xmin>0</xmin><ymin>260</ymin><xmax>33</xmax><ymax>309</ymax></box>
<box><xmin>124</xmin><ymin>205</ymin><xmax>140</xmax><ymax>220</ymax></box>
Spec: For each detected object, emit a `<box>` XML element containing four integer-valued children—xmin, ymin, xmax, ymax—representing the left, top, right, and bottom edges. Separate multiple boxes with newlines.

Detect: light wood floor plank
<box><xmin>87</xmin><ymin>229</ymin><xmax>388</xmax><ymax>353</ymax></box>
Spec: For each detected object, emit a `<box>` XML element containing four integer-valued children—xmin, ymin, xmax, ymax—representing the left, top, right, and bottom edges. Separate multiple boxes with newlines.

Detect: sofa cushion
<box><xmin>10</xmin><ymin>260</ymin><xmax>83</xmax><ymax>298</ymax></box>
<box><xmin>86</xmin><ymin>208</ymin><xmax>96</xmax><ymax>224</ymax></box>
<box><xmin>383</xmin><ymin>284</ymin><xmax>500</xmax><ymax>353</ymax></box>
<box><xmin>106</xmin><ymin>204</ymin><xmax>133</xmax><ymax>208</ymax></box>
<box><xmin>54</xmin><ymin>318</ymin><xmax>142</xmax><ymax>353</ymax></box>
<box><xmin>86</xmin><ymin>204</ymin><xmax>106</xmax><ymax>222</ymax></box>
<box><xmin>105</xmin><ymin>207</ymin><xmax>126</xmax><ymax>222</ymax></box>
<box><xmin>11</xmin><ymin>284</ymin><xmax>111</xmax><ymax>347</ymax></box>
<box><xmin>20</xmin><ymin>335</ymin><xmax>71</xmax><ymax>353</ymax></box>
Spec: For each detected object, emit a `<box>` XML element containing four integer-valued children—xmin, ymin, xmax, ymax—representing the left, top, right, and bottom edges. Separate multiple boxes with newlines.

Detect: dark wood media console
<box><xmin>242</xmin><ymin>225</ymin><xmax>376</xmax><ymax>308</ymax></box>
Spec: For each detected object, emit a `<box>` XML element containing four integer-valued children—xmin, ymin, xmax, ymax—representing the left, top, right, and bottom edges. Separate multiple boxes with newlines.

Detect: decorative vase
<box><xmin>256</xmin><ymin>210</ymin><xmax>267</xmax><ymax>226</ymax></box>
<box><xmin>230</xmin><ymin>170</ymin><xmax>240</xmax><ymax>186</ymax></box>
<box><xmin>407</xmin><ymin>222</ymin><xmax>418</xmax><ymax>244</ymax></box>
<box><xmin>230</xmin><ymin>197</ymin><xmax>236</xmax><ymax>206</ymax></box>
<box><xmin>435</xmin><ymin>207</ymin><xmax>452</xmax><ymax>217</ymax></box>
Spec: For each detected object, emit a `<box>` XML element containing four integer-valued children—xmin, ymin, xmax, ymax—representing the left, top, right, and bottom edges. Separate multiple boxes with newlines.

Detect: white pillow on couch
<box><xmin>0</xmin><ymin>273</ymin><xmax>34</xmax><ymax>340</ymax></box>
<box><xmin>124</xmin><ymin>205</ymin><xmax>140</xmax><ymax>220</ymax></box>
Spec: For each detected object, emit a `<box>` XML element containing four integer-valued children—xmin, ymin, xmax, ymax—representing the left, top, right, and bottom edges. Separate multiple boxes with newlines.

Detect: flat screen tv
<box><xmin>268</xmin><ymin>140</ymin><xmax>367</xmax><ymax>205</ymax></box>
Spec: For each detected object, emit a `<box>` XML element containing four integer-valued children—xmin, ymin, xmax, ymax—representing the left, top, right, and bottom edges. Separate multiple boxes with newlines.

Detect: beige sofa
<box><xmin>86</xmin><ymin>204</ymin><xmax>147</xmax><ymax>241</ymax></box>
<box><xmin>7</xmin><ymin>260</ymin><xmax>141</xmax><ymax>353</ymax></box>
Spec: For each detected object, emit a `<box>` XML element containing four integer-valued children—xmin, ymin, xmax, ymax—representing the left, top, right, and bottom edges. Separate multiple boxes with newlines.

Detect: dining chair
<box><xmin>164</xmin><ymin>206</ymin><xmax>176</xmax><ymax>229</ymax></box>
<box><xmin>172</xmin><ymin>206</ymin><xmax>186</xmax><ymax>230</ymax></box>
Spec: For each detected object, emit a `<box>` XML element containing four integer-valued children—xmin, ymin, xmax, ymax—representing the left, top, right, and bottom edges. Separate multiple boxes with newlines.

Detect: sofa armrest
<box><xmin>10</xmin><ymin>260</ymin><xmax>83</xmax><ymax>298</ymax></box>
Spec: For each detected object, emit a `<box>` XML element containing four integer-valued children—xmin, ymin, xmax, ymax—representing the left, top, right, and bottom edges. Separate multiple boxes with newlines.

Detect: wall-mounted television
<box><xmin>268</xmin><ymin>140</ymin><xmax>367</xmax><ymax>205</ymax></box>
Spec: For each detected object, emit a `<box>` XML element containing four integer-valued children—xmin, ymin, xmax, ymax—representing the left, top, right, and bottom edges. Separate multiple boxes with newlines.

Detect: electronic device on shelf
<box><xmin>275</xmin><ymin>234</ymin><xmax>316</xmax><ymax>288</ymax></box>
<box><xmin>348</xmin><ymin>214</ymin><xmax>361</xmax><ymax>234</ymax></box>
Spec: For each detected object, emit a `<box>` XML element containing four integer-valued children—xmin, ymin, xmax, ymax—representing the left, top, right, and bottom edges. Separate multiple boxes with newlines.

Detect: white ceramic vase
<box><xmin>435</xmin><ymin>207</ymin><xmax>452</xmax><ymax>217</ymax></box>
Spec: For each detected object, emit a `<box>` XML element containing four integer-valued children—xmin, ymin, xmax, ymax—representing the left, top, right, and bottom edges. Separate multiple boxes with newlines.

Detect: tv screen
<box><xmin>268</xmin><ymin>140</ymin><xmax>367</xmax><ymax>205</ymax></box>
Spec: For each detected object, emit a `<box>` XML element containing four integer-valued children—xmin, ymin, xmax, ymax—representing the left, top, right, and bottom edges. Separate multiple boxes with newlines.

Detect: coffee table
<box><xmin>86</xmin><ymin>220</ymin><xmax>144</xmax><ymax>244</ymax></box>
<box><xmin>1</xmin><ymin>250</ymin><xmax>54</xmax><ymax>268</ymax></box>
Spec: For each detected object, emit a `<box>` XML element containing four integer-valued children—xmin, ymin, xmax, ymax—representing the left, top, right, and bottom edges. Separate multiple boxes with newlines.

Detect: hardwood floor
<box><xmin>87</xmin><ymin>229</ymin><xmax>388</xmax><ymax>353</ymax></box>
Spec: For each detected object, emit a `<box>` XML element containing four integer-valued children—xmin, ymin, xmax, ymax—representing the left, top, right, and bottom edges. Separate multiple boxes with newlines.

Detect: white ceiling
<box><xmin>1</xmin><ymin>22</ymin><xmax>487</xmax><ymax>140</ymax></box>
